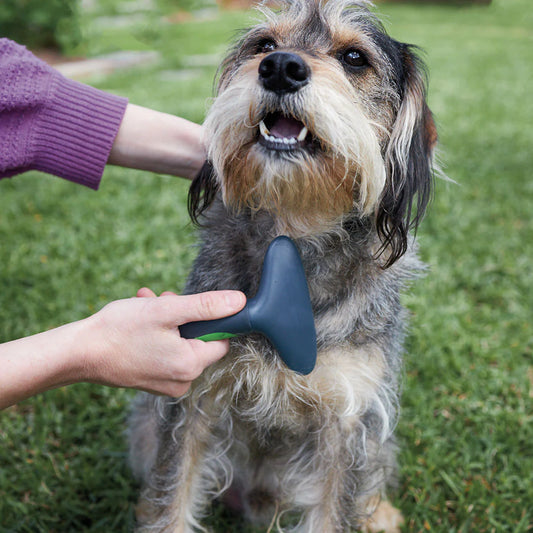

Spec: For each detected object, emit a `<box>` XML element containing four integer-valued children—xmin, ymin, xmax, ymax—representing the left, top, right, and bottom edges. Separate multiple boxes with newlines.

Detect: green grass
<box><xmin>1</xmin><ymin>0</ymin><xmax>532</xmax><ymax>531</ymax></box>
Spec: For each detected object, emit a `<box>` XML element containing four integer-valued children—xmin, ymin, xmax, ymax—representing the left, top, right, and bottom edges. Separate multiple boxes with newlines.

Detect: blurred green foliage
<box><xmin>0</xmin><ymin>0</ymin><xmax>82</xmax><ymax>51</ymax></box>
<box><xmin>0</xmin><ymin>0</ymin><xmax>209</xmax><ymax>52</ymax></box>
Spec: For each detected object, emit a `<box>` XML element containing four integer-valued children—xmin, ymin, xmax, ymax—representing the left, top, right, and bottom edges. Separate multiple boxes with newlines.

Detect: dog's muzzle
<box><xmin>257</xmin><ymin>52</ymin><xmax>312</xmax><ymax>151</ymax></box>
<box><xmin>258</xmin><ymin>51</ymin><xmax>310</xmax><ymax>94</ymax></box>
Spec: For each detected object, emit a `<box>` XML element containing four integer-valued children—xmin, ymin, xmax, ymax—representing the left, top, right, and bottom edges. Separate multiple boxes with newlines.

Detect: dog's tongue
<box><xmin>269</xmin><ymin>115</ymin><xmax>304</xmax><ymax>139</ymax></box>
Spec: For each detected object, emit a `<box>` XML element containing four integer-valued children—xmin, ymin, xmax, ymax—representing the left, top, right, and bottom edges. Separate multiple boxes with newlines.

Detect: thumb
<box><xmin>157</xmin><ymin>291</ymin><xmax>246</xmax><ymax>326</ymax></box>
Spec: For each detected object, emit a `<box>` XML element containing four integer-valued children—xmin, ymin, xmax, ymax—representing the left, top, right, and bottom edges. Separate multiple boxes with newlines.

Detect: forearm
<box><xmin>0</xmin><ymin>319</ymin><xmax>94</xmax><ymax>410</ymax></box>
<box><xmin>107</xmin><ymin>103</ymin><xmax>206</xmax><ymax>180</ymax></box>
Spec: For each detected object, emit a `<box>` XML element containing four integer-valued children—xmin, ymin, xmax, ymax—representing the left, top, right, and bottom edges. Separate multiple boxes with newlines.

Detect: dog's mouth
<box><xmin>258</xmin><ymin>112</ymin><xmax>313</xmax><ymax>151</ymax></box>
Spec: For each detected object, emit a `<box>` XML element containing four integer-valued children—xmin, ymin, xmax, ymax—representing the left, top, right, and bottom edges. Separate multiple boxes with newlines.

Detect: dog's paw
<box><xmin>360</xmin><ymin>499</ymin><xmax>404</xmax><ymax>533</ymax></box>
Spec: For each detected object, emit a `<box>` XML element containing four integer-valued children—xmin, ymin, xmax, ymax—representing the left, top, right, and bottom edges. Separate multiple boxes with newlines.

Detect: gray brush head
<box><xmin>179</xmin><ymin>236</ymin><xmax>317</xmax><ymax>374</ymax></box>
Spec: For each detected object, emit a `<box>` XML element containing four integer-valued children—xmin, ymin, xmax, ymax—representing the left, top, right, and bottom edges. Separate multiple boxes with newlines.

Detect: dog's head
<box><xmin>189</xmin><ymin>0</ymin><xmax>437</xmax><ymax>266</ymax></box>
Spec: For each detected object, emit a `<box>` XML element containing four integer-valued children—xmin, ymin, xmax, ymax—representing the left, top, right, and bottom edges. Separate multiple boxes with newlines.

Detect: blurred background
<box><xmin>0</xmin><ymin>0</ymin><xmax>494</xmax><ymax>58</ymax></box>
<box><xmin>0</xmin><ymin>0</ymin><xmax>531</xmax><ymax>531</ymax></box>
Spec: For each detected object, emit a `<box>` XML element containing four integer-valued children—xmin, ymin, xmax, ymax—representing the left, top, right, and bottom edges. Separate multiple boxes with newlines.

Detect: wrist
<box><xmin>43</xmin><ymin>319</ymin><xmax>97</xmax><ymax>387</ymax></box>
<box><xmin>108</xmin><ymin>104</ymin><xmax>206</xmax><ymax>179</ymax></box>
<box><xmin>76</xmin><ymin>311</ymin><xmax>114</xmax><ymax>385</ymax></box>
<box><xmin>0</xmin><ymin>318</ymin><xmax>97</xmax><ymax>409</ymax></box>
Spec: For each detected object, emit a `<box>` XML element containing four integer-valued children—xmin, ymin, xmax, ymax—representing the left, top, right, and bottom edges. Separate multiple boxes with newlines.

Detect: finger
<box><xmin>160</xmin><ymin>291</ymin><xmax>178</xmax><ymax>297</ymax></box>
<box><xmin>187</xmin><ymin>338</ymin><xmax>230</xmax><ymax>369</ymax></box>
<box><xmin>171</xmin><ymin>339</ymin><xmax>230</xmax><ymax>383</ymax></box>
<box><xmin>140</xmin><ymin>381</ymin><xmax>192</xmax><ymax>398</ymax></box>
<box><xmin>159</xmin><ymin>291</ymin><xmax>246</xmax><ymax>325</ymax></box>
<box><xmin>137</xmin><ymin>287</ymin><xmax>157</xmax><ymax>298</ymax></box>
<box><xmin>160</xmin><ymin>381</ymin><xmax>192</xmax><ymax>398</ymax></box>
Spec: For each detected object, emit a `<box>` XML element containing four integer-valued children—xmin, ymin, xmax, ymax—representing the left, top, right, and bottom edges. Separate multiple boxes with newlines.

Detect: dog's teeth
<box><xmin>297</xmin><ymin>126</ymin><xmax>308</xmax><ymax>142</ymax></box>
<box><xmin>259</xmin><ymin>123</ymin><xmax>304</xmax><ymax>146</ymax></box>
<box><xmin>259</xmin><ymin>120</ymin><xmax>270</xmax><ymax>137</ymax></box>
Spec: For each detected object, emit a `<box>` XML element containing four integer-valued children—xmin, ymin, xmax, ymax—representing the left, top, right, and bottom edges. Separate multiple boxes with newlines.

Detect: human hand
<box><xmin>84</xmin><ymin>289</ymin><xmax>246</xmax><ymax>397</ymax></box>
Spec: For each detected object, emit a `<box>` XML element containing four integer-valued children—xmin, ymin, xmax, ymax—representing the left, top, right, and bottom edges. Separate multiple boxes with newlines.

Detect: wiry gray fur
<box><xmin>129</xmin><ymin>205</ymin><xmax>422</xmax><ymax>531</ymax></box>
<box><xmin>129</xmin><ymin>1</ymin><xmax>434</xmax><ymax>531</ymax></box>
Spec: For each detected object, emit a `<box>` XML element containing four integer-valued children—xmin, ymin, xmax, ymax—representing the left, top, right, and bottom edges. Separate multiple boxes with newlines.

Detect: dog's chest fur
<box><xmin>183</xmin><ymin>199</ymin><xmax>420</xmax><ymax>432</ymax></box>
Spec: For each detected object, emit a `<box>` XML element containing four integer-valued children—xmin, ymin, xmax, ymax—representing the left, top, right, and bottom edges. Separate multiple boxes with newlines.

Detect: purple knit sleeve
<box><xmin>0</xmin><ymin>38</ymin><xmax>128</xmax><ymax>189</ymax></box>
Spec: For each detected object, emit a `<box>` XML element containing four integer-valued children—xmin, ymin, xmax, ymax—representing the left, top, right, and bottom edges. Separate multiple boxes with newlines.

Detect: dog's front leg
<box><xmin>135</xmin><ymin>406</ymin><xmax>213</xmax><ymax>533</ymax></box>
<box><xmin>290</xmin><ymin>426</ymin><xmax>402</xmax><ymax>533</ymax></box>
<box><xmin>283</xmin><ymin>420</ymin><xmax>355</xmax><ymax>533</ymax></box>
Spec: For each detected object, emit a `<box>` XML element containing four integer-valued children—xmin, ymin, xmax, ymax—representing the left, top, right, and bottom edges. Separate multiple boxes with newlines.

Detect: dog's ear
<box><xmin>188</xmin><ymin>160</ymin><xmax>220</xmax><ymax>225</ymax></box>
<box><xmin>376</xmin><ymin>44</ymin><xmax>437</xmax><ymax>268</ymax></box>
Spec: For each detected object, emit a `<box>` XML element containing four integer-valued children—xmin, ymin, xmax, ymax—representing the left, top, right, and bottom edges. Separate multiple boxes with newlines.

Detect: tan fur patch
<box><xmin>361</xmin><ymin>499</ymin><xmax>405</xmax><ymax>533</ymax></box>
<box><xmin>309</xmin><ymin>344</ymin><xmax>387</xmax><ymax>430</ymax></box>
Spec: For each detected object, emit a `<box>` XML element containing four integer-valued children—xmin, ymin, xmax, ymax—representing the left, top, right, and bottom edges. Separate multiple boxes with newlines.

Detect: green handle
<box><xmin>197</xmin><ymin>332</ymin><xmax>239</xmax><ymax>342</ymax></box>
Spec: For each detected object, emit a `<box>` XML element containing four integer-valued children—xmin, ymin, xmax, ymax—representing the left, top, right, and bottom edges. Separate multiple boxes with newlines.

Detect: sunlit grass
<box><xmin>0</xmin><ymin>0</ymin><xmax>531</xmax><ymax>531</ymax></box>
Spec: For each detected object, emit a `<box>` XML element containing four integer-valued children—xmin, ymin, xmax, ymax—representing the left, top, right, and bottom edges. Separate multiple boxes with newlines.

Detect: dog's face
<box><xmin>192</xmin><ymin>0</ymin><xmax>437</xmax><ymax>266</ymax></box>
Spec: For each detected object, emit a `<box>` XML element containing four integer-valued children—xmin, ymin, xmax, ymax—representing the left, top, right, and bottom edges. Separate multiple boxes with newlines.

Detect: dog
<box><xmin>129</xmin><ymin>0</ymin><xmax>437</xmax><ymax>531</ymax></box>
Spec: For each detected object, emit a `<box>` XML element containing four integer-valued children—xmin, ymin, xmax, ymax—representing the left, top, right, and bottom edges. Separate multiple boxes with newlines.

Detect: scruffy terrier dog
<box><xmin>129</xmin><ymin>0</ymin><xmax>437</xmax><ymax>531</ymax></box>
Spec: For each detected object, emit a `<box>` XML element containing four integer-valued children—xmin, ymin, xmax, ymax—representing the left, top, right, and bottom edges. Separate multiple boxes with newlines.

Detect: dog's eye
<box><xmin>340</xmin><ymin>48</ymin><xmax>369</xmax><ymax>70</ymax></box>
<box><xmin>257</xmin><ymin>39</ymin><xmax>277</xmax><ymax>54</ymax></box>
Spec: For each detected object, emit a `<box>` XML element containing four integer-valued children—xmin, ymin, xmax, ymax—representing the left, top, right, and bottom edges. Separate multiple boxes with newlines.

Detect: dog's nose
<box><xmin>258</xmin><ymin>52</ymin><xmax>310</xmax><ymax>94</ymax></box>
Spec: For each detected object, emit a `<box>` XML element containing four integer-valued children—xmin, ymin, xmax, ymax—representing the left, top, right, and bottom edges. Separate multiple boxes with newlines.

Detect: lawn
<box><xmin>0</xmin><ymin>0</ymin><xmax>531</xmax><ymax>531</ymax></box>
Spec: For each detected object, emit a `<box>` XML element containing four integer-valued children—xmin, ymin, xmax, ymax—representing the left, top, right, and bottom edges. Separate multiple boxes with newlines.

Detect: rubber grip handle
<box><xmin>179</xmin><ymin>307</ymin><xmax>252</xmax><ymax>340</ymax></box>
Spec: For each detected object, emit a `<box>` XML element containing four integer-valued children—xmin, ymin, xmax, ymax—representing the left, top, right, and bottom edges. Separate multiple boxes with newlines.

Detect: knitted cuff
<box><xmin>30</xmin><ymin>74</ymin><xmax>128</xmax><ymax>190</ymax></box>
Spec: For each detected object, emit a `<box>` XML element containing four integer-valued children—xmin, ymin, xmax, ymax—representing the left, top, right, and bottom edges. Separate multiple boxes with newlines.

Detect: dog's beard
<box><xmin>204</xmin><ymin>57</ymin><xmax>387</xmax><ymax>236</ymax></box>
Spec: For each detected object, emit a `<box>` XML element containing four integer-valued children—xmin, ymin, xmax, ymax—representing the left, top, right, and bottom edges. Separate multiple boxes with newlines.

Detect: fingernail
<box><xmin>225</xmin><ymin>291</ymin><xmax>246</xmax><ymax>310</ymax></box>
